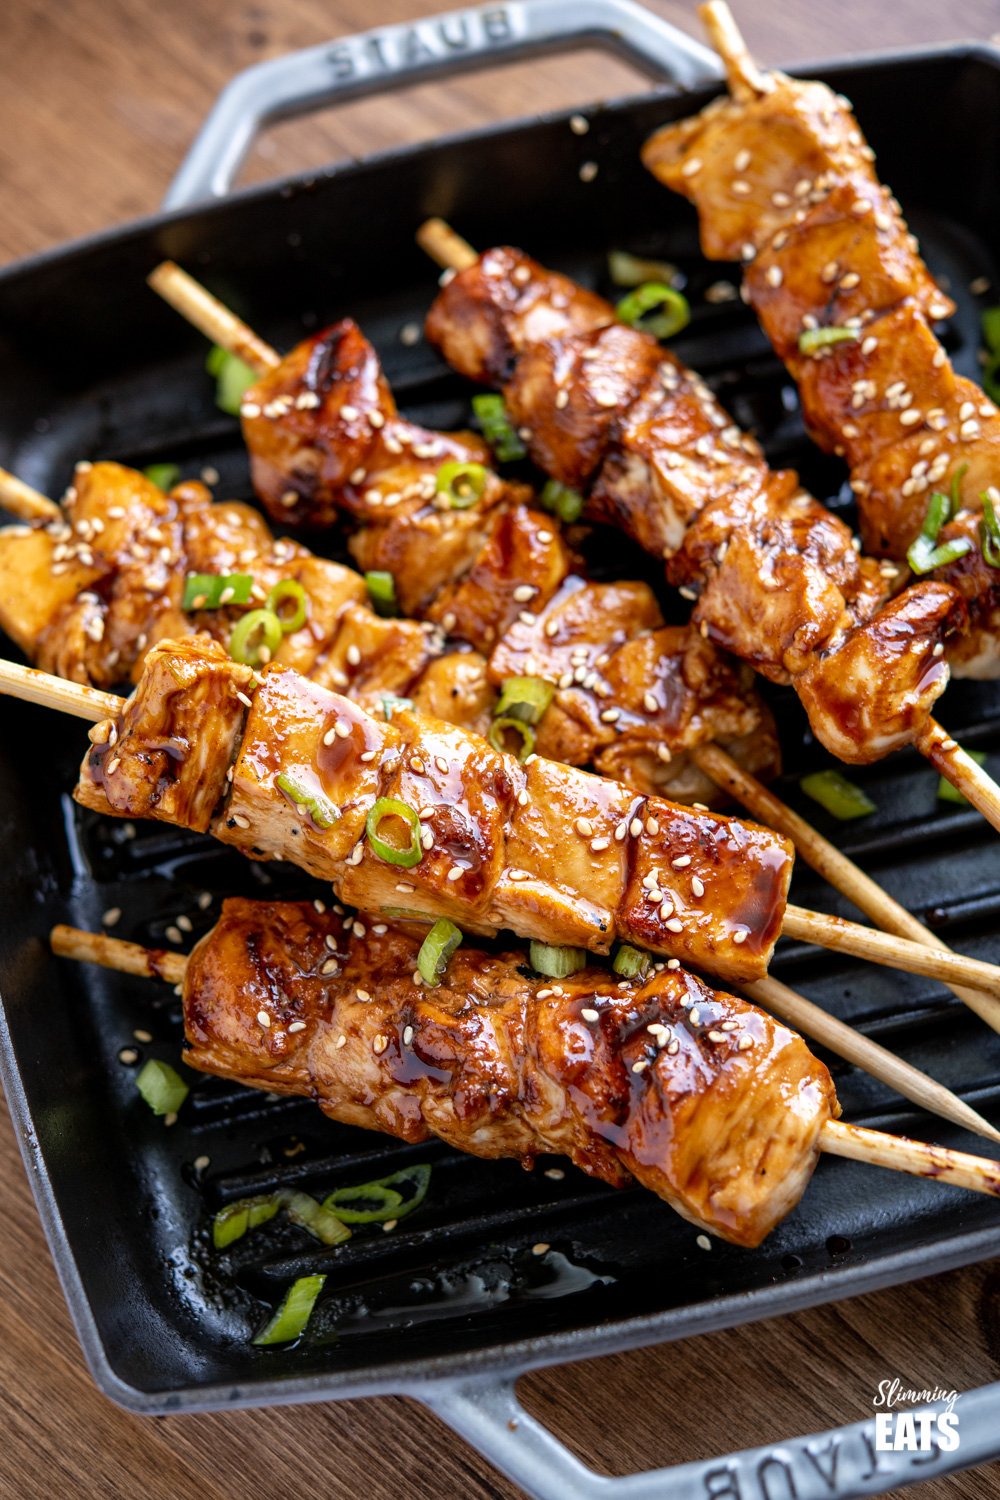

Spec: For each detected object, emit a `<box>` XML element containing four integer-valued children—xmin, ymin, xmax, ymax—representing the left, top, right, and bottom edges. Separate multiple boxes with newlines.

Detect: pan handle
<box><xmin>163</xmin><ymin>0</ymin><xmax>719</xmax><ymax>209</ymax></box>
<box><xmin>422</xmin><ymin>1371</ymin><xmax>1000</xmax><ymax>1499</ymax></box>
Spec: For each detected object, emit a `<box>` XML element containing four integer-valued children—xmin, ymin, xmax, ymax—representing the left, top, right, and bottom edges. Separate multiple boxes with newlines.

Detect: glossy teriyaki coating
<box><xmin>75</xmin><ymin>636</ymin><xmax>793</xmax><ymax>984</ymax></box>
<box><xmin>184</xmin><ymin>897</ymin><xmax>838</xmax><ymax>1248</ymax></box>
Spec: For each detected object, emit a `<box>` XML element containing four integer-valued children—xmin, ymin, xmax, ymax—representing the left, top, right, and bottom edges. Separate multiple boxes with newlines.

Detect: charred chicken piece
<box><xmin>76</xmin><ymin>637</ymin><xmax>794</xmax><ymax>984</ymax></box>
<box><xmin>185</xmin><ymin>897</ymin><xmax>838</xmax><ymax>1248</ymax></box>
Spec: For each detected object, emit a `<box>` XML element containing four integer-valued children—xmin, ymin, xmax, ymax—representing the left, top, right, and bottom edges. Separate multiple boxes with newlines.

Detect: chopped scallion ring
<box><xmin>616</xmin><ymin>282</ymin><xmax>690</xmax><ymax>341</ymax></box>
<box><xmin>275</xmin><ymin>771</ymin><xmax>340</xmax><ymax>829</ymax></box>
<box><xmin>495</xmin><ymin>676</ymin><xmax>554</xmax><ymax>726</ymax></box>
<box><xmin>530</xmin><ymin>941</ymin><xmax>588</xmax><ymax>979</ymax></box>
<box><xmin>612</xmin><ymin>944</ymin><xmax>652</xmax><ymax>980</ymax></box>
<box><xmin>608</xmin><ymin>250</ymin><xmax>680</xmax><ymax>289</ymax></box>
<box><xmin>906</xmin><ymin>483</ymin><xmax>973</xmax><ymax>575</ymax></box>
<box><xmin>366</xmin><ymin>797</ymin><xmax>424</xmax><ymax>867</ymax></box>
<box><xmin>135</xmin><ymin>1058</ymin><xmax>189</xmax><ymax>1116</ymax></box>
<box><xmin>323</xmin><ymin>1163</ymin><xmax>431</xmax><ymax>1223</ymax></box>
<box><xmin>365</xmin><ymin>570</ymin><xmax>397</xmax><ymax>617</ymax></box>
<box><xmin>937</xmin><ymin>749</ymin><xmax>987</xmax><ymax>805</ymax></box>
<box><xmin>213</xmin><ymin>1195</ymin><xmax>282</xmax><ymax>1250</ymax></box>
<box><xmin>797</xmin><ymin>326</ymin><xmax>860</xmax><ymax>355</ymax></box>
<box><xmin>417</xmin><ymin>918</ymin><xmax>463</xmax><ymax>986</ymax></box>
<box><xmin>381</xmin><ymin>695</ymin><xmax>414</xmax><ymax>721</ymax></box>
<box><xmin>229</xmin><ymin>607</ymin><xmax>283</xmax><ymax>666</ymax></box>
<box><xmin>472</xmin><ymin>394</ymin><xmax>526</xmax><ymax>462</ymax></box>
<box><xmin>539</xmin><ymin>478</ymin><xmax>584</xmax><ymax>524</ymax></box>
<box><xmin>981</xmin><ymin>491</ymin><xmax>1000</xmax><ymax>567</ymax></box>
<box><xmin>144</xmin><ymin>462</ymin><xmax>181</xmax><ymax>491</ymax></box>
<box><xmin>435</xmin><ymin>459</ymin><xmax>488</xmax><ymax>509</ymax></box>
<box><xmin>266</xmin><ymin>579</ymin><xmax>309</xmax><ymax>634</ymax></box>
<box><xmin>488</xmin><ymin>715</ymin><xmax>536</xmax><ymax>761</ymax></box>
<box><xmin>207</xmin><ymin>344</ymin><xmax>258</xmax><ymax>417</ymax></box>
<box><xmin>182</xmin><ymin>572</ymin><xmax>254</xmax><ymax>611</ymax></box>
<box><xmin>278</xmin><ymin>1189</ymin><xmax>351</xmax><ymax>1245</ymax></box>
<box><xmin>800</xmin><ymin>769</ymin><xmax>876</xmax><ymax>820</ymax></box>
<box><xmin>253</xmin><ymin>1274</ymin><xmax>326</xmax><ymax>1346</ymax></box>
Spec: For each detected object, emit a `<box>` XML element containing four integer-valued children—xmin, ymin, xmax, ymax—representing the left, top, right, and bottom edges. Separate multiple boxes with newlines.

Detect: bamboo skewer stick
<box><xmin>694</xmin><ymin>741</ymin><xmax>1000</xmax><ymax>1034</ymax></box>
<box><xmin>745</xmin><ymin>975</ymin><xmax>1000</xmax><ymax>1144</ymax></box>
<box><xmin>697</xmin><ymin>1</ymin><xmax>771</xmax><ymax>100</ymax></box>
<box><xmin>147</xmin><ymin>262</ymin><xmax>280</xmax><ymax>376</ymax></box>
<box><xmin>0</xmin><ymin>465</ymin><xmax>61</xmax><ymax>523</ymax></box>
<box><xmin>50</xmin><ymin>923</ymin><xmax>1000</xmax><ymax>1198</ymax></box>
<box><xmin>5</xmin><ymin>657</ymin><xmax>1000</xmax><ymax>999</ymax></box>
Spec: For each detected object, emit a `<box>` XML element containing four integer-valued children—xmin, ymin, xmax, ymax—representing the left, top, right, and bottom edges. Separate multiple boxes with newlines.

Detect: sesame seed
<box><xmin>672</xmin><ymin>854</ymin><xmax>691</xmax><ymax>868</ymax></box>
<box><xmin>643</xmin><ymin>691</ymin><xmax>658</xmax><ymax>714</ymax></box>
<box><xmin>288</xmin><ymin>1021</ymin><xmax>306</xmax><ymax>1034</ymax></box>
<box><xmin>545</xmin><ymin>1167</ymin><xmax>565</xmax><ymax>1180</ymax></box>
<box><xmin>373</xmin><ymin>1034</ymin><xmax>388</xmax><ymax>1054</ymax></box>
<box><xmin>580</xmin><ymin>1007</ymin><xmax>599</xmax><ymax>1022</ymax></box>
<box><xmin>340</xmin><ymin>404</ymin><xmax>359</xmax><ymax>421</ymax></box>
<box><xmin>738</xmin><ymin>1034</ymin><xmax>754</xmax><ymax>1051</ymax></box>
<box><xmin>118</xmin><ymin>1047</ymin><xmax>138</xmax><ymax>1065</ymax></box>
<box><xmin>532</xmin><ymin>1242</ymin><xmax>550</xmax><ymax>1255</ymax></box>
<box><xmin>176</xmin><ymin>914</ymin><xmax>192</xmax><ymax>934</ymax></box>
<box><xmin>708</xmin><ymin>1030</ymin><xmax>727</xmax><ymax>1043</ymax></box>
<box><xmin>696</xmin><ymin>1234</ymin><xmax>712</xmax><ymax>1251</ymax></box>
<box><xmin>665</xmin><ymin>917</ymin><xmax>684</xmax><ymax>933</ymax></box>
<box><xmin>766</xmin><ymin>266</ymin><xmax>783</xmax><ymax>288</ymax></box>
<box><xmin>691</xmin><ymin>876</ymin><xmax>705</xmax><ymax>897</ymax></box>
<box><xmin>446</xmin><ymin>866</ymin><xmax>463</xmax><ymax>882</ymax></box>
<box><xmin>346</xmin><ymin>644</ymin><xmax>361</xmax><ymax>667</ymax></box>
<box><xmin>645</xmin><ymin>817</ymin><xmax>660</xmax><ymax>836</ymax></box>
<box><xmin>163</xmin><ymin>1112</ymin><xmax>178</xmax><ymax>1128</ymax></box>
<box><xmin>575</xmin><ymin>817</ymin><xmax>594</xmax><ymax>837</ymax></box>
<box><xmin>667</xmin><ymin>958</ymin><xmax>680</xmax><ymax>970</ymax></box>
<box><xmin>102</xmin><ymin>906</ymin><xmax>121</xmax><ymax>927</ymax></box>
<box><xmin>590</xmin><ymin>836</ymin><xmax>610</xmax><ymax>852</ymax></box>
<box><xmin>681</xmin><ymin>156</ymin><xmax>703</xmax><ymax>177</ymax></box>
<box><xmin>257</xmin><ymin>1010</ymin><xmax>271</xmax><ymax>1028</ymax></box>
<box><xmin>509</xmin><ymin>868</ymin><xmax>529</xmax><ymax>882</ymax></box>
<box><xmin>555</xmin><ymin>390</ymin><xmax>569</xmax><ymax>410</ymax></box>
<box><xmin>732</xmin><ymin>179</ymin><xmax>751</xmax><ymax>196</ymax></box>
<box><xmin>105</xmin><ymin>756</ymin><xmax>121</xmax><ymax>775</ymax></box>
<box><xmin>632</xmin><ymin>1059</ymin><xmax>649</xmax><ymax>1074</ymax></box>
<box><xmin>579</xmin><ymin>161</ymin><xmax>598</xmax><ymax>183</ymax></box>
<box><xmin>231</xmin><ymin>813</ymin><xmax>250</xmax><ymax>829</ymax></box>
<box><xmin>336</xmin><ymin>1034</ymin><xmax>347</xmax><ymax>1049</ymax></box>
<box><xmin>402</xmin><ymin>1025</ymin><xmax>415</xmax><ymax>1045</ymax></box>
<box><xmin>960</xmin><ymin>419</ymin><xmax>980</xmax><ymax>440</ymax></box>
<box><xmin>594</xmin><ymin>390</ymin><xmax>617</xmax><ymax>409</ymax></box>
<box><xmin>517</xmin><ymin>789</ymin><xmax>529</xmax><ymax>806</ymax></box>
<box><xmin>840</xmin><ymin>271</ymin><xmax>860</xmax><ymax>290</ymax></box>
<box><xmin>732</xmin><ymin>927</ymin><xmax>749</xmax><ymax>945</ymax></box>
<box><xmin>321</xmin><ymin>958</ymin><xmax>340</xmax><ymax>975</ymax></box>
<box><xmin>899</xmin><ymin>409</ymin><xmax>923</xmax><ymax>427</ymax></box>
<box><xmin>513</xmin><ymin>584</ymin><xmax>535</xmax><ymax>603</ymax></box>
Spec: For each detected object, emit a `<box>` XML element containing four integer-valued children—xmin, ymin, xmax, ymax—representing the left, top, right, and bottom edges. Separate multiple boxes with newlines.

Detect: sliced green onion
<box><xmin>907</xmin><ymin>533</ymin><xmax>973</xmax><ymax>575</ymax></box>
<box><xmin>323</xmin><ymin>1164</ymin><xmax>432</xmax><ymax>1223</ymax></box>
<box><xmin>472</xmin><ymin>393</ymin><xmax>526</xmax><ymax>463</ymax></box>
<box><xmin>906</xmin><ymin>484</ymin><xmax>973</xmax><ymax>575</ymax></box>
<box><xmin>417</xmin><ymin>918</ymin><xmax>463</xmax><ymax>986</ymax></box>
<box><xmin>366</xmin><ymin>797</ymin><xmax>423</xmax><ymax>867</ymax></box>
<box><xmin>435</xmin><ymin>459</ymin><xmax>488</xmax><ymax>509</ymax></box>
<box><xmin>938</xmin><ymin>750</ymin><xmax>987</xmax><ymax>804</ymax></box>
<box><xmin>229</xmin><ymin>607</ymin><xmax>282</xmax><ymax>666</ymax></box>
<box><xmin>495</xmin><ymin>675</ymin><xmax>554</xmax><ymax>726</ymax></box>
<box><xmin>278</xmin><ymin>1189</ymin><xmax>351</xmax><ymax>1246</ymax></box>
<box><xmin>608</xmin><ymin>250</ymin><xmax>680</xmax><ymax>289</ymax></box>
<box><xmin>182</xmin><ymin>572</ymin><xmax>254</xmax><ymax>611</ymax></box>
<box><xmin>212</xmin><ymin>1194</ymin><xmax>282</xmax><ymax>1250</ymax></box>
<box><xmin>950</xmin><ymin>463</ymin><xmax>968</xmax><ymax>513</ymax></box>
<box><xmin>144</xmin><ymin>462</ymin><xmax>181</xmax><ymax>490</ymax></box>
<box><xmin>530</xmin><ymin>940</ymin><xmax>588</xmax><ymax>978</ymax></box>
<box><xmin>381</xmin><ymin>695</ymin><xmax>414</xmax><ymax>721</ymax></box>
<box><xmin>266</xmin><ymin>579</ymin><xmax>309</xmax><ymax>634</ymax></box>
<box><xmin>276</xmin><ymin>771</ymin><xmax>340</xmax><ymax>829</ymax></box>
<box><xmin>612</xmin><ymin>944</ymin><xmax>652</xmax><ymax>981</ymax></box>
<box><xmin>488</xmin><ymin>715</ymin><xmax>536</xmax><ymax>761</ymax></box>
<box><xmin>982</xmin><ymin>306</ymin><xmax>1000</xmax><ymax>354</ymax></box>
<box><xmin>253</xmin><ymin>1274</ymin><xmax>326</xmax><ymax>1346</ymax></box>
<box><xmin>797</xmin><ymin>326</ymin><xmax>860</xmax><ymax>355</ymax></box>
<box><xmin>135</xmin><ymin>1058</ymin><xmax>189</xmax><ymax>1116</ymax></box>
<box><xmin>800</xmin><ymin>769</ymin><xmax>876</xmax><ymax>820</ymax></box>
<box><xmin>539</xmin><ymin>478</ymin><xmax>584</xmax><ymax>524</ymax></box>
<box><xmin>981</xmin><ymin>491</ymin><xmax>1000</xmax><ymax>567</ymax></box>
<box><xmin>984</xmin><ymin>352</ymin><xmax>1000</xmax><ymax>406</ymax></box>
<box><xmin>208</xmin><ymin>345</ymin><xmax>258</xmax><ymax>417</ymax></box>
<box><xmin>616</xmin><ymin>282</ymin><xmax>690</xmax><ymax>341</ymax></box>
<box><xmin>365</xmin><ymin>570</ymin><xmax>397</xmax><ymax>617</ymax></box>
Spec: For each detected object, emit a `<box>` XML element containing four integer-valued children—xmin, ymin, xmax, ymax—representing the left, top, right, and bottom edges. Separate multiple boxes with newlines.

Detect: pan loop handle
<box><xmin>422</xmin><ymin>1371</ymin><xmax>1000</xmax><ymax>1499</ymax></box>
<box><xmin>163</xmin><ymin>0</ymin><xmax>719</xmax><ymax>209</ymax></box>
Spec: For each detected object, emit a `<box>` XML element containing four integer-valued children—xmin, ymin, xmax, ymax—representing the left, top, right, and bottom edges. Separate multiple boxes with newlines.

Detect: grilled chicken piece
<box><xmin>642</xmin><ymin>68</ymin><xmax>1000</xmax><ymax>682</ymax></box>
<box><xmin>425</xmin><ymin>247</ymin><xmax>966</xmax><ymax>760</ymax></box>
<box><xmin>76</xmin><ymin>637</ymin><xmax>793</xmax><ymax>983</ymax></box>
<box><xmin>184</xmin><ymin>897</ymin><xmax>838</xmax><ymax>1247</ymax></box>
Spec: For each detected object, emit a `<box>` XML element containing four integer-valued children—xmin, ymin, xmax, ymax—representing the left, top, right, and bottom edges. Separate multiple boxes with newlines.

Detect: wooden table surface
<box><xmin>2</xmin><ymin>0</ymin><xmax>1000</xmax><ymax>1495</ymax></box>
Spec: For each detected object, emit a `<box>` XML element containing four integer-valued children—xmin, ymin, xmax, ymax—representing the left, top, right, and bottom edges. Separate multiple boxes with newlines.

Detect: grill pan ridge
<box><xmin>0</xmin><ymin>3</ymin><xmax>999</xmax><ymax>1494</ymax></box>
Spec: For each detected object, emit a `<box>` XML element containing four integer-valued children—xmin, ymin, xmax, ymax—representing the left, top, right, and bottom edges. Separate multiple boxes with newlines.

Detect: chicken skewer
<box><xmin>49</xmin><ymin>906</ymin><xmax>1000</xmax><ymax>1250</ymax></box>
<box><xmin>417</xmin><ymin>222</ymin><xmax>1000</xmax><ymax>833</ymax></box>
<box><xmin>7</xmin><ymin>640</ymin><xmax>1000</xmax><ymax>1000</ymax></box>
<box><xmin>642</xmin><ymin>4</ymin><xmax>1000</xmax><ymax>681</ymax></box>
<box><xmin>142</xmin><ymin>261</ymin><xmax>1000</xmax><ymax>1032</ymax></box>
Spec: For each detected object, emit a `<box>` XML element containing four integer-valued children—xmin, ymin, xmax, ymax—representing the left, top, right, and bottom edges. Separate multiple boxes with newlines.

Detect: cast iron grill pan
<box><xmin>0</xmin><ymin>5</ymin><xmax>998</xmax><ymax>1493</ymax></box>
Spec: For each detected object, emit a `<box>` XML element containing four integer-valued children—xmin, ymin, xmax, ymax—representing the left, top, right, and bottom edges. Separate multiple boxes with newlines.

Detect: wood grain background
<box><xmin>1</xmin><ymin>0</ymin><xmax>999</xmax><ymax>1495</ymax></box>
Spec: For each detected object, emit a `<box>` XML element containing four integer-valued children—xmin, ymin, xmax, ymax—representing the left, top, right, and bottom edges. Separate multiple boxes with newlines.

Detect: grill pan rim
<box><xmin>0</xmin><ymin>37</ymin><xmax>999</xmax><ymax>1443</ymax></box>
